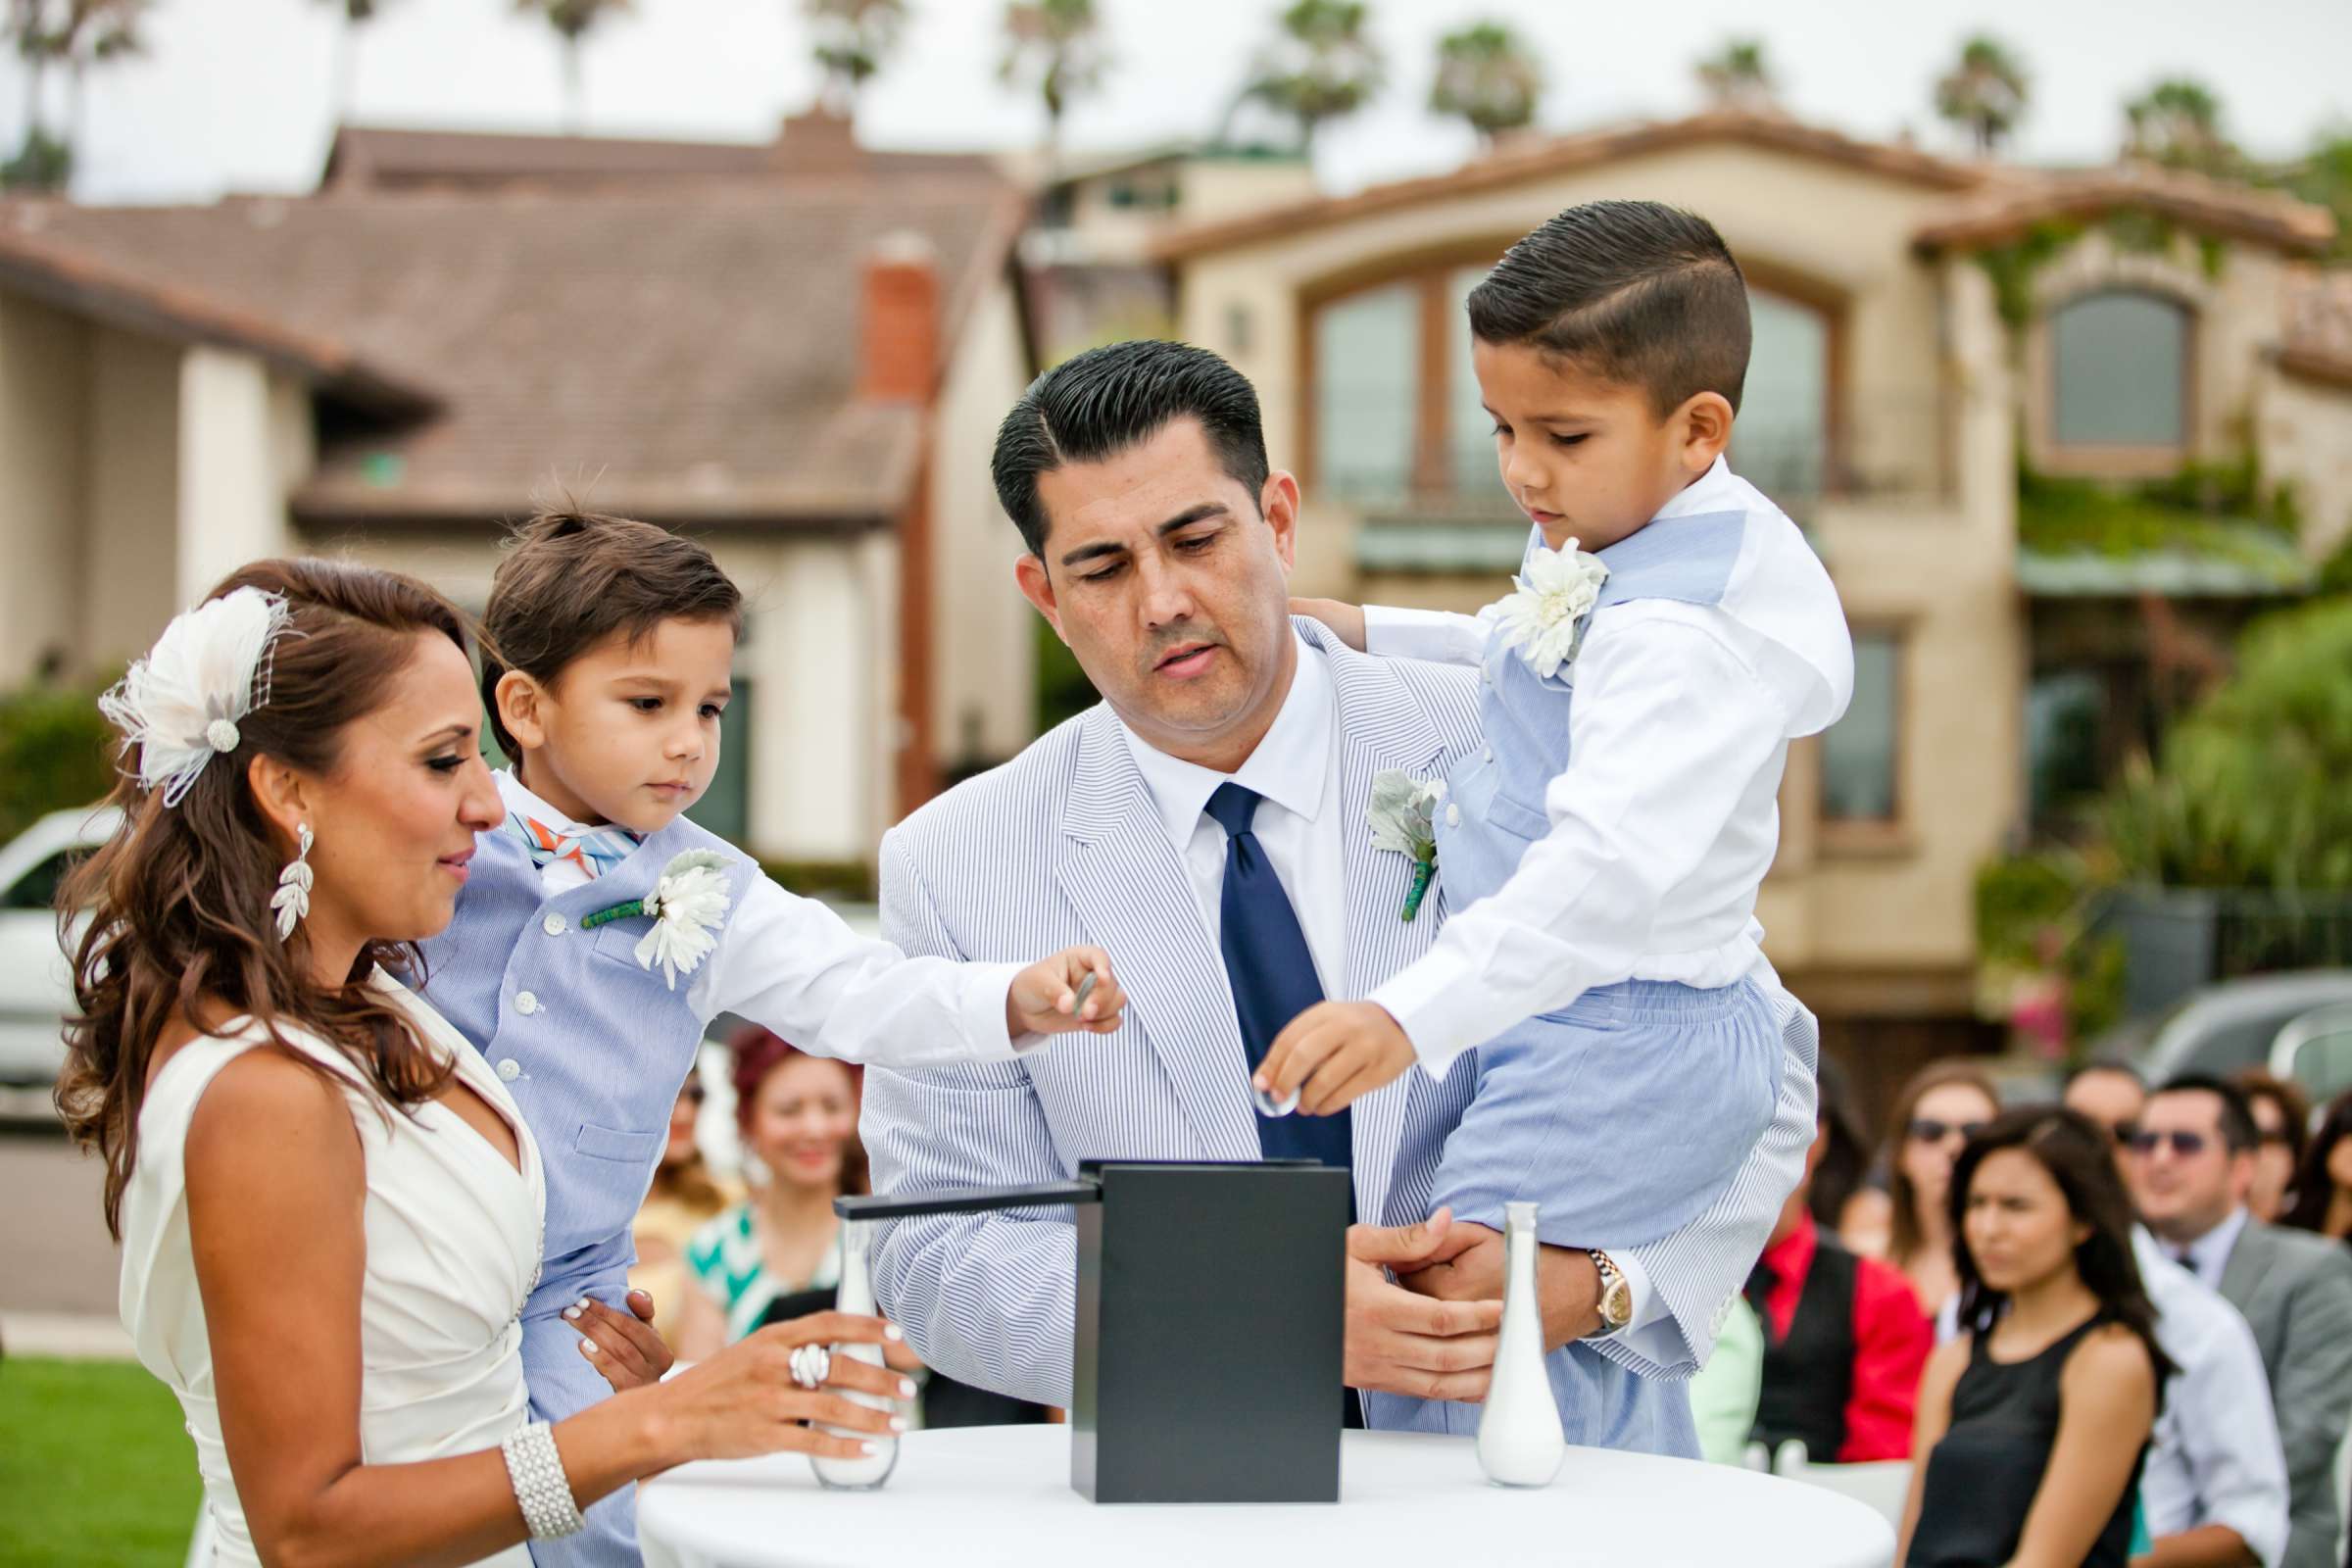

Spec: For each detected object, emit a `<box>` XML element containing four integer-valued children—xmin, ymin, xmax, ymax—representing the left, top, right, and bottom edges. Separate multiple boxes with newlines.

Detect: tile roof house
<box><xmin>0</xmin><ymin>114</ymin><xmax>1042</xmax><ymax>865</ymax></box>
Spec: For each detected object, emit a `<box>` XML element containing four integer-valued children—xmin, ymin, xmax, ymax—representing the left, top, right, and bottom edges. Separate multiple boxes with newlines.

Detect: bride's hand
<box><xmin>570</xmin><ymin>1288</ymin><xmax>676</xmax><ymax>1394</ymax></box>
<box><xmin>649</xmin><ymin>1312</ymin><xmax>911</xmax><ymax>1467</ymax></box>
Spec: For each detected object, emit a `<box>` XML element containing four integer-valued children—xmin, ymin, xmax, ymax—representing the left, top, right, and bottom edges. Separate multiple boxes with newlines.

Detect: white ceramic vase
<box><xmin>1475</xmin><ymin>1200</ymin><xmax>1567</xmax><ymax>1488</ymax></box>
<box><xmin>808</xmin><ymin>1219</ymin><xmax>901</xmax><ymax>1491</ymax></box>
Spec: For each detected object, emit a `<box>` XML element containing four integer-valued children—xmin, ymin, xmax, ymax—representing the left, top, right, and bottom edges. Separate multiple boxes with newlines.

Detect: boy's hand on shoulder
<box><xmin>1007</xmin><ymin>947</ymin><xmax>1127</xmax><ymax>1039</ymax></box>
<box><xmin>1288</xmin><ymin>597</ymin><xmax>1367</xmax><ymax>653</ymax></box>
<box><xmin>1256</xmin><ymin>1001</ymin><xmax>1416</xmax><ymax>1116</ymax></box>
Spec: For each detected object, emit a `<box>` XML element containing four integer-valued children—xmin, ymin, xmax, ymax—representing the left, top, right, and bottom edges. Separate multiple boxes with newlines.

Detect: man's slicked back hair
<box><xmin>1466</xmin><ymin>200</ymin><xmax>1751</xmax><ymax>418</ymax></box>
<box><xmin>992</xmin><ymin>339</ymin><xmax>1271</xmax><ymax>558</ymax></box>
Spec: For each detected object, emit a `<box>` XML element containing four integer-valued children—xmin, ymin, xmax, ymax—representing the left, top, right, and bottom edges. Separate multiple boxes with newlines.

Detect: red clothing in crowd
<box><xmin>1754</xmin><ymin>1212</ymin><xmax>1935</xmax><ymax>1462</ymax></box>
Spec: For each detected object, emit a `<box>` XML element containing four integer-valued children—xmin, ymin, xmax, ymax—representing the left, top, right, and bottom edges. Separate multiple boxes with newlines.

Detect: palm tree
<box><xmin>806</xmin><ymin>0</ymin><xmax>906</xmax><ymax>120</ymax></box>
<box><xmin>1934</xmin><ymin>33</ymin><xmax>2028</xmax><ymax>158</ymax></box>
<box><xmin>318</xmin><ymin>0</ymin><xmax>394</xmax><ymax>126</ymax></box>
<box><xmin>1428</xmin><ymin>21</ymin><xmax>1541</xmax><ymax>147</ymax></box>
<box><xmin>998</xmin><ymin>0</ymin><xmax>1105</xmax><ymax>164</ymax></box>
<box><xmin>1244</xmin><ymin>0</ymin><xmax>1384</xmax><ymax>155</ymax></box>
<box><xmin>61</xmin><ymin>0</ymin><xmax>146</xmax><ymax>162</ymax></box>
<box><xmin>1694</xmin><ymin>37</ymin><xmax>1773</xmax><ymax>112</ymax></box>
<box><xmin>514</xmin><ymin>0</ymin><xmax>631</xmax><ymax>133</ymax></box>
<box><xmin>2126</xmin><ymin>78</ymin><xmax>2234</xmax><ymax>174</ymax></box>
<box><xmin>2</xmin><ymin>0</ymin><xmax>71</xmax><ymax>189</ymax></box>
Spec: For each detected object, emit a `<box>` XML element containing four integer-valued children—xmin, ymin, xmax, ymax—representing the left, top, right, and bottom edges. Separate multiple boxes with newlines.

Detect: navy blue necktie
<box><xmin>1205</xmin><ymin>782</ymin><xmax>1352</xmax><ymax>1178</ymax></box>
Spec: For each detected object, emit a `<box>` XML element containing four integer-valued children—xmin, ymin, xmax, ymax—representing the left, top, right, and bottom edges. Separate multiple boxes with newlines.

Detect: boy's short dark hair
<box><xmin>992</xmin><ymin>339</ymin><xmax>1270</xmax><ymax>558</ymax></box>
<box><xmin>2152</xmin><ymin>1072</ymin><xmax>2262</xmax><ymax>1154</ymax></box>
<box><xmin>478</xmin><ymin>510</ymin><xmax>742</xmax><ymax>757</ymax></box>
<box><xmin>1466</xmin><ymin>200</ymin><xmax>1751</xmax><ymax>418</ymax></box>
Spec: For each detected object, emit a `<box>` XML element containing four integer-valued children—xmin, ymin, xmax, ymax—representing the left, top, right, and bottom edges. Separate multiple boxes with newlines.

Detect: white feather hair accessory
<box><xmin>98</xmin><ymin>586</ymin><xmax>296</xmax><ymax>808</ymax></box>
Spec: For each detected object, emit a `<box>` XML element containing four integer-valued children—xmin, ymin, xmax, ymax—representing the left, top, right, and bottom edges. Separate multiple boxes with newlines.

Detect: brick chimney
<box><xmin>863</xmin><ymin>230</ymin><xmax>945</xmax><ymax>817</ymax></box>
<box><xmin>858</xmin><ymin>230</ymin><xmax>940</xmax><ymax>405</ymax></box>
<box><xmin>772</xmin><ymin>107</ymin><xmax>863</xmax><ymax>173</ymax></box>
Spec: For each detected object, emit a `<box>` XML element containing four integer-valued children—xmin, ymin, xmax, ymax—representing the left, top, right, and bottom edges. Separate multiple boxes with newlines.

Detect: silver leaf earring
<box><xmin>272</xmin><ymin>823</ymin><xmax>314</xmax><ymax>941</ymax></box>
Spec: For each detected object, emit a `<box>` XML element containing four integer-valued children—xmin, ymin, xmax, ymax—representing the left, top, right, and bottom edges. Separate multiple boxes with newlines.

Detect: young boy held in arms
<box><xmin>1270</xmin><ymin>201</ymin><xmax>1852</xmax><ymax>1280</ymax></box>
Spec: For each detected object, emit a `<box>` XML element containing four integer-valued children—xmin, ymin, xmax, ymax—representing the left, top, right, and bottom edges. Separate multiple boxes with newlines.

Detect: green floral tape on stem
<box><xmin>579</xmin><ymin>900</ymin><xmax>646</xmax><ymax>931</ymax></box>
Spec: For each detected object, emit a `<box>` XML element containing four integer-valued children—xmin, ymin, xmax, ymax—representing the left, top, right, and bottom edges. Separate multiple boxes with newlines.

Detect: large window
<box><xmin>1734</xmin><ymin>292</ymin><xmax>1830</xmax><ymax>501</ymax></box>
<box><xmin>1312</xmin><ymin>281</ymin><xmax>1420</xmax><ymax>500</ymax></box>
<box><xmin>1310</xmin><ymin>264</ymin><xmax>1835</xmax><ymax>507</ymax></box>
<box><xmin>2051</xmin><ymin>291</ymin><xmax>2188</xmax><ymax>448</ymax></box>
<box><xmin>1822</xmin><ymin>631</ymin><xmax>1899</xmax><ymax>824</ymax></box>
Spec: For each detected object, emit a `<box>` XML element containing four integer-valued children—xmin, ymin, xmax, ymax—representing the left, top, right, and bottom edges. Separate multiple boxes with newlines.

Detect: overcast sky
<box><xmin>4</xmin><ymin>0</ymin><xmax>2344</xmax><ymax>207</ymax></box>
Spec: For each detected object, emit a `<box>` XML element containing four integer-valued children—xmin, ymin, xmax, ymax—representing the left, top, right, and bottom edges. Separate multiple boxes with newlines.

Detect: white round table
<box><xmin>637</xmin><ymin>1426</ymin><xmax>1895</xmax><ymax>1568</ymax></box>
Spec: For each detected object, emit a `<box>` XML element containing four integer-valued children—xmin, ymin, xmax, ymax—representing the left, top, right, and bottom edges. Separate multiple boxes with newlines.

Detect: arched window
<box><xmin>2050</xmin><ymin>291</ymin><xmax>2189</xmax><ymax>449</ymax></box>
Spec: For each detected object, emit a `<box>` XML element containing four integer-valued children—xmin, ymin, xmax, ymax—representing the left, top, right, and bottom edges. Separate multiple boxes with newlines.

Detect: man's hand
<box><xmin>1006</xmin><ymin>947</ymin><xmax>1127</xmax><ymax>1038</ymax></box>
<box><xmin>1289</xmin><ymin>597</ymin><xmax>1367</xmax><ymax>652</ymax></box>
<box><xmin>1343</xmin><ymin>1209</ymin><xmax>1505</xmax><ymax>1402</ymax></box>
<box><xmin>1257</xmin><ymin>1001</ymin><xmax>1417</xmax><ymax>1116</ymax></box>
<box><xmin>1399</xmin><ymin>1223</ymin><xmax>1603</xmax><ymax>1350</ymax></box>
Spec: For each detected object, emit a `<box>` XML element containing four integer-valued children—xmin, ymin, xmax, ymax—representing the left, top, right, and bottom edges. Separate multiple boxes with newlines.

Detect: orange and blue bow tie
<box><xmin>508</xmin><ymin>812</ymin><xmax>643</xmax><ymax>881</ymax></box>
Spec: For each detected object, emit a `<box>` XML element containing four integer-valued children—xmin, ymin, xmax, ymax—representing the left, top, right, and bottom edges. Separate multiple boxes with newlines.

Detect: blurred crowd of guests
<box><xmin>631</xmin><ymin>1026</ymin><xmax>2352</xmax><ymax>1566</ymax></box>
<box><xmin>627</xmin><ymin>1026</ymin><xmax>1051</xmax><ymax>1432</ymax></box>
<box><xmin>1694</xmin><ymin>1055</ymin><xmax>2352</xmax><ymax>1568</ymax></box>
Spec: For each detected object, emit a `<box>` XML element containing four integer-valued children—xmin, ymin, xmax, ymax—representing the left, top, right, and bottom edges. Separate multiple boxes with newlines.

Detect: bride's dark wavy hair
<box><xmin>57</xmin><ymin>559</ymin><xmax>474</xmax><ymax>1239</ymax></box>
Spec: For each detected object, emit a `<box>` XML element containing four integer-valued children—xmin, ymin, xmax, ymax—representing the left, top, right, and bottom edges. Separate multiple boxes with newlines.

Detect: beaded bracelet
<box><xmin>501</xmin><ymin>1421</ymin><xmax>585</xmax><ymax>1540</ymax></box>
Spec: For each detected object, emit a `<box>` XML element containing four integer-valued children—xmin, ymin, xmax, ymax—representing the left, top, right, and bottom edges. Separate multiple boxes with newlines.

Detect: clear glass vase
<box><xmin>808</xmin><ymin>1219</ymin><xmax>901</xmax><ymax>1491</ymax></box>
<box><xmin>1475</xmin><ymin>1200</ymin><xmax>1567</xmax><ymax>1488</ymax></box>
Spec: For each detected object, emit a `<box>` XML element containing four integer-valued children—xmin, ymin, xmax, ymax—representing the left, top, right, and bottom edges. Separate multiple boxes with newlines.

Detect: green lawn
<box><xmin>0</xmin><ymin>1356</ymin><xmax>200</xmax><ymax>1567</ymax></box>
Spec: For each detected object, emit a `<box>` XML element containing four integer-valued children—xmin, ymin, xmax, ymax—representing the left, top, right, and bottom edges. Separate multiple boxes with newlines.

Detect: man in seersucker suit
<box><xmin>859</xmin><ymin>340</ymin><xmax>1819</xmax><ymax>1454</ymax></box>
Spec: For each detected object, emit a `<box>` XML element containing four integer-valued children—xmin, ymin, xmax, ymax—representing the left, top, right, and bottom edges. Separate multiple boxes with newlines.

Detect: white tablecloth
<box><xmin>638</xmin><ymin>1426</ymin><xmax>1895</xmax><ymax>1568</ymax></box>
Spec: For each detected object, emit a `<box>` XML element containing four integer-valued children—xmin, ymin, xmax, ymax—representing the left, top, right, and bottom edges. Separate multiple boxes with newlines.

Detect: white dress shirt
<box><xmin>2166</xmin><ymin>1205</ymin><xmax>2252</xmax><ymax>1294</ymax></box>
<box><xmin>2133</xmin><ymin>1227</ymin><xmax>2291</xmax><ymax>1564</ymax></box>
<box><xmin>493</xmin><ymin>769</ymin><xmax>1029</xmax><ymax>1069</ymax></box>
<box><xmin>1359</xmin><ymin>458</ymin><xmax>1853</xmax><ymax>1069</ymax></box>
<box><xmin>1113</xmin><ymin>634</ymin><xmax>1663</xmax><ymax>1335</ymax></box>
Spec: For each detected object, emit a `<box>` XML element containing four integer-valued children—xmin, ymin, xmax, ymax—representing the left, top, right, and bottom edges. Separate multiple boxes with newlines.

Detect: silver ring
<box><xmin>790</xmin><ymin>1343</ymin><xmax>832</xmax><ymax>1391</ymax></box>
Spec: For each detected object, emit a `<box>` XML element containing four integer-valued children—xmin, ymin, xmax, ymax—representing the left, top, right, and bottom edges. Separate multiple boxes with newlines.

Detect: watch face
<box><xmin>1603</xmin><ymin>1280</ymin><xmax>1633</xmax><ymax>1328</ymax></box>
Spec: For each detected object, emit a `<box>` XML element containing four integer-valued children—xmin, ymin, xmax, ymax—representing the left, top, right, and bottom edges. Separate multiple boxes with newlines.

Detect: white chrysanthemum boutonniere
<box><xmin>1491</xmin><ymin>537</ymin><xmax>1610</xmax><ymax>680</ymax></box>
<box><xmin>1367</xmin><ymin>769</ymin><xmax>1445</xmax><ymax>921</ymax></box>
<box><xmin>580</xmin><ymin>849</ymin><xmax>735</xmax><ymax>990</ymax></box>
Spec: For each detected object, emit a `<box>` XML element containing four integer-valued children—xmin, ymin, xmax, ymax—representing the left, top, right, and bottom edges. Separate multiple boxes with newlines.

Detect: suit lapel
<box><xmin>2218</xmin><ymin>1220</ymin><xmax>2274</xmax><ymax>1312</ymax></box>
<box><xmin>1314</xmin><ymin>623</ymin><xmax>1454</xmax><ymax>1223</ymax></box>
<box><xmin>1053</xmin><ymin>708</ymin><xmax>1260</xmax><ymax>1159</ymax></box>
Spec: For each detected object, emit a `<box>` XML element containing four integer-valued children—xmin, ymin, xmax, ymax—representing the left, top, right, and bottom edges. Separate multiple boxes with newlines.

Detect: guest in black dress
<box><xmin>1898</xmin><ymin>1107</ymin><xmax>2174</xmax><ymax>1568</ymax></box>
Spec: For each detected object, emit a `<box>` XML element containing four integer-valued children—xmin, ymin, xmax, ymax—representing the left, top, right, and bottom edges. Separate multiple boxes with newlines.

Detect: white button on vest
<box><xmin>542</xmin><ymin>913</ymin><xmax>567</xmax><ymax>937</ymax></box>
<box><xmin>496</xmin><ymin>1058</ymin><xmax>521</xmax><ymax>1083</ymax></box>
<box><xmin>514</xmin><ymin>991</ymin><xmax>540</xmax><ymax>1016</ymax></box>
<box><xmin>1446</xmin><ymin>804</ymin><xmax>1462</xmax><ymax>828</ymax></box>
<box><xmin>1483</xmin><ymin>747</ymin><xmax>1494</xmax><ymax>763</ymax></box>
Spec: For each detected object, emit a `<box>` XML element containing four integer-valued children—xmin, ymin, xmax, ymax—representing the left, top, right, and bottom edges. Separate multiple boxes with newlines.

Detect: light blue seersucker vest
<box><xmin>416</xmin><ymin>814</ymin><xmax>754</xmax><ymax>1307</ymax></box>
<box><xmin>1435</xmin><ymin>510</ymin><xmax>1750</xmax><ymax>906</ymax></box>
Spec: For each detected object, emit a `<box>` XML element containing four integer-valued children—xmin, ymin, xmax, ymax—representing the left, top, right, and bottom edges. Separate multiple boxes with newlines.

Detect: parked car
<box><xmin>2269</xmin><ymin>1003</ymin><xmax>2352</xmax><ymax>1114</ymax></box>
<box><xmin>2122</xmin><ymin>970</ymin><xmax>2352</xmax><ymax>1088</ymax></box>
<box><xmin>0</xmin><ymin>805</ymin><xmax>119</xmax><ymax>1086</ymax></box>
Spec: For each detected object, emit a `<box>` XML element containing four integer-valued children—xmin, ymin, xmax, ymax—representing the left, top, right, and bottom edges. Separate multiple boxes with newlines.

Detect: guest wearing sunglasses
<box><xmin>2132</xmin><ymin>1074</ymin><xmax>2352</xmax><ymax>1568</ymax></box>
<box><xmin>1879</xmin><ymin>1062</ymin><xmax>2001</xmax><ymax>1331</ymax></box>
<box><xmin>2065</xmin><ymin>1065</ymin><xmax>2291</xmax><ymax>1567</ymax></box>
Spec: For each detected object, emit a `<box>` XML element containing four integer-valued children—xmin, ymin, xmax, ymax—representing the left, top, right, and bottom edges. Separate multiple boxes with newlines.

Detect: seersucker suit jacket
<box><xmin>2216</xmin><ymin>1219</ymin><xmax>2352</xmax><ymax>1568</ymax></box>
<box><xmin>860</xmin><ymin>617</ymin><xmax>1817</xmax><ymax>1444</ymax></box>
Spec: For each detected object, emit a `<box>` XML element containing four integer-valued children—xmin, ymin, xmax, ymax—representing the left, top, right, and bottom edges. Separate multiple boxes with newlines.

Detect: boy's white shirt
<box><xmin>1360</xmin><ymin>458</ymin><xmax>1855</xmax><ymax>1072</ymax></box>
<box><xmin>492</xmin><ymin>768</ymin><xmax>1034</xmax><ymax>1068</ymax></box>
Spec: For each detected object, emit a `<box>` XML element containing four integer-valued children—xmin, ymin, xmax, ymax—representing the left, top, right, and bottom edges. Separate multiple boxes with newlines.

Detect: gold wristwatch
<box><xmin>1583</xmin><ymin>1249</ymin><xmax>1633</xmax><ymax>1339</ymax></box>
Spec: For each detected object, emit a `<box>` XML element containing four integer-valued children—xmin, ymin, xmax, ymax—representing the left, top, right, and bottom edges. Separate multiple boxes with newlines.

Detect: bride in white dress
<box><xmin>62</xmin><ymin>561</ymin><xmax>906</xmax><ymax>1567</ymax></box>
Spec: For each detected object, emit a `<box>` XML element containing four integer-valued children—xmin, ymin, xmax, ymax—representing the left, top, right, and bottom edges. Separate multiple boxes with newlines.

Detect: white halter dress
<box><xmin>119</xmin><ymin>971</ymin><xmax>547</xmax><ymax>1567</ymax></box>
